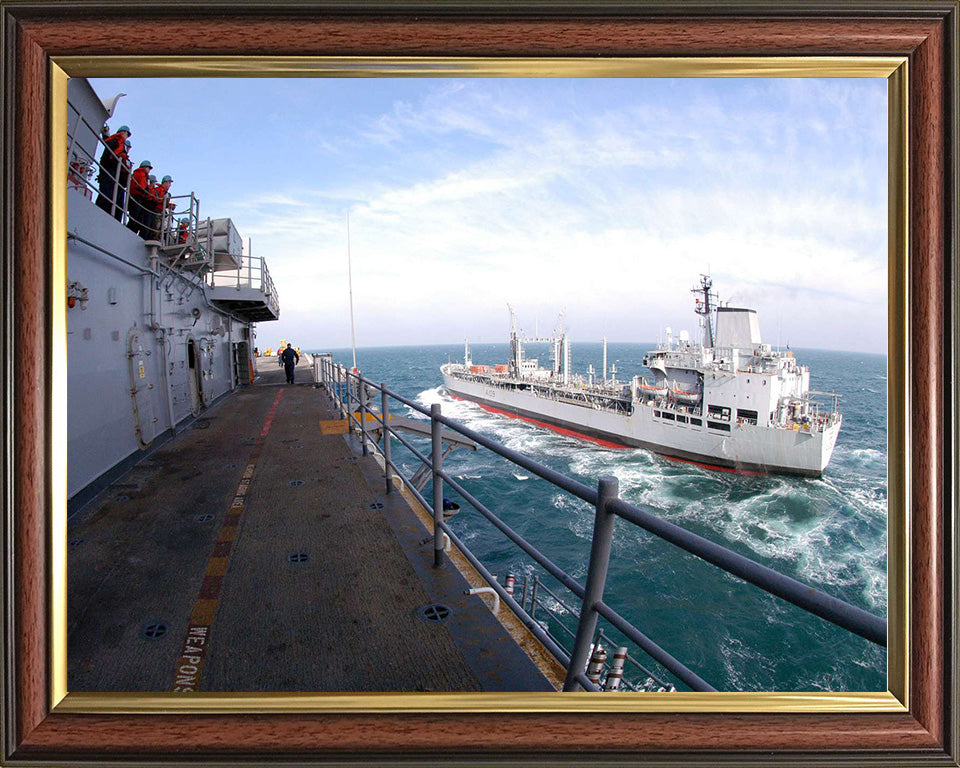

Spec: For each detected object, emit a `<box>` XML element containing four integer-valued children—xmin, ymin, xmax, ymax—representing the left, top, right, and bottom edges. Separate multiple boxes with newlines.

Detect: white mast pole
<box><xmin>602</xmin><ymin>337</ymin><xmax>607</xmax><ymax>383</ymax></box>
<box><xmin>347</xmin><ymin>212</ymin><xmax>358</xmax><ymax>372</ymax></box>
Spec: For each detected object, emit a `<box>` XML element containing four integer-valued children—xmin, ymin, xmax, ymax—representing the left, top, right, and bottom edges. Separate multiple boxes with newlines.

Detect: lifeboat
<box><xmin>671</xmin><ymin>388</ymin><xmax>701</xmax><ymax>404</ymax></box>
<box><xmin>638</xmin><ymin>384</ymin><xmax>668</xmax><ymax>397</ymax></box>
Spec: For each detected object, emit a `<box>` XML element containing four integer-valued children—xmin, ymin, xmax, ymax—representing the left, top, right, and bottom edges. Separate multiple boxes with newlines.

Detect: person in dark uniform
<box><xmin>280</xmin><ymin>343</ymin><xmax>299</xmax><ymax>384</ymax></box>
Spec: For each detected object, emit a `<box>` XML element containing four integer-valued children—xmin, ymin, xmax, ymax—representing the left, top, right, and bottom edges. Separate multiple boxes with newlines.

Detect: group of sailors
<box><xmin>93</xmin><ymin>124</ymin><xmax>176</xmax><ymax>241</ymax></box>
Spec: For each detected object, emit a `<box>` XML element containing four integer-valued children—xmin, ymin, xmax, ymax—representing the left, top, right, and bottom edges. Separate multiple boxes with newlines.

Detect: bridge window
<box><xmin>708</xmin><ymin>421</ymin><xmax>731</xmax><ymax>432</ymax></box>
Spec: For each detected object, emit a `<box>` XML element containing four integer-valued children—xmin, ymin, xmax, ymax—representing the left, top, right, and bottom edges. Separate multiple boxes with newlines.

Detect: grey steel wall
<box><xmin>66</xmin><ymin>191</ymin><xmax>241</xmax><ymax>498</ymax></box>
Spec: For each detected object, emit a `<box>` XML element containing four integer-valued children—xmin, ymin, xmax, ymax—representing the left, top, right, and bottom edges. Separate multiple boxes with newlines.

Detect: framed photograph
<box><xmin>2</xmin><ymin>2</ymin><xmax>956</xmax><ymax>765</ymax></box>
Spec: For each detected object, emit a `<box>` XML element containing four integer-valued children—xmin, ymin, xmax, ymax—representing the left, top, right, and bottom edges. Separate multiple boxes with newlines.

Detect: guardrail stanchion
<box><xmin>333</xmin><ymin>363</ymin><xmax>339</xmax><ymax>409</ymax></box>
<box><xmin>563</xmin><ymin>475</ymin><xmax>618</xmax><ymax>691</ymax></box>
<box><xmin>382</xmin><ymin>383</ymin><xmax>391</xmax><ymax>494</ymax></box>
<box><xmin>431</xmin><ymin>403</ymin><xmax>444</xmax><ymax>568</ymax></box>
<box><xmin>530</xmin><ymin>575</ymin><xmax>539</xmax><ymax>621</ymax></box>
<box><xmin>360</xmin><ymin>381</ymin><xmax>369</xmax><ymax>456</ymax></box>
<box><xmin>345</xmin><ymin>370</ymin><xmax>353</xmax><ymax>434</ymax></box>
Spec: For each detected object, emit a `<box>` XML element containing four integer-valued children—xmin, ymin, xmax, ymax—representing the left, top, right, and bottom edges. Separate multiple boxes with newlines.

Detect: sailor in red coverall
<box><xmin>95</xmin><ymin>125</ymin><xmax>131</xmax><ymax>220</ymax></box>
<box><xmin>126</xmin><ymin>160</ymin><xmax>153</xmax><ymax>237</ymax></box>
<box><xmin>146</xmin><ymin>175</ymin><xmax>173</xmax><ymax>241</ymax></box>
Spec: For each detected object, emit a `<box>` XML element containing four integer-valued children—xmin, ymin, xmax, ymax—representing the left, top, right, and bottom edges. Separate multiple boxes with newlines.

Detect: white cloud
<box><xmin>220</xmin><ymin>79</ymin><xmax>886</xmax><ymax>353</ymax></box>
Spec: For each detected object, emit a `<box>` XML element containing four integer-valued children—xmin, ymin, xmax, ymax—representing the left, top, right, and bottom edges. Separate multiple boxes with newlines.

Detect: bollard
<box><xmin>504</xmin><ymin>573</ymin><xmax>515</xmax><ymax>596</ymax></box>
<box><xmin>431</xmin><ymin>403</ymin><xmax>444</xmax><ymax>568</ymax></box>
<box><xmin>585</xmin><ymin>644</ymin><xmax>607</xmax><ymax>686</ymax></box>
<box><xmin>562</xmin><ymin>476</ymin><xmax>619</xmax><ymax>691</ymax></box>
<box><xmin>381</xmin><ymin>384</ymin><xmax>391</xmax><ymax>494</ymax></box>
<box><xmin>604</xmin><ymin>647</ymin><xmax>628</xmax><ymax>691</ymax></box>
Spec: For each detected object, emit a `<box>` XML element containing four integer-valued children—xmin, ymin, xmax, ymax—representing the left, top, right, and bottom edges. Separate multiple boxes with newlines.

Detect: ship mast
<box><xmin>508</xmin><ymin>304</ymin><xmax>522</xmax><ymax>377</ymax></box>
<box><xmin>602</xmin><ymin>337</ymin><xmax>607</xmax><ymax>383</ymax></box>
<box><xmin>347</xmin><ymin>212</ymin><xmax>358</xmax><ymax>372</ymax></box>
<box><xmin>693</xmin><ymin>274</ymin><xmax>718</xmax><ymax>349</ymax></box>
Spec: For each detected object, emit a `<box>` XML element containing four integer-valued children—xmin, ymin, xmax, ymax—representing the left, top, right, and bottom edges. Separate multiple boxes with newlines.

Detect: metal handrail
<box><xmin>326</xmin><ymin>363</ymin><xmax>694</xmax><ymax>691</ymax></box>
<box><xmin>206</xmin><ymin>254</ymin><xmax>280</xmax><ymax>314</ymax></box>
<box><xmin>318</xmin><ymin>358</ymin><xmax>886</xmax><ymax>691</ymax></box>
<box><xmin>67</xmin><ymin>101</ymin><xmax>133</xmax><ymax>223</ymax></box>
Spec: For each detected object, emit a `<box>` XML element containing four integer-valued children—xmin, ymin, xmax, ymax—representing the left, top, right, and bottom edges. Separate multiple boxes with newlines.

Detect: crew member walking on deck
<box><xmin>280</xmin><ymin>343</ymin><xmax>299</xmax><ymax>384</ymax></box>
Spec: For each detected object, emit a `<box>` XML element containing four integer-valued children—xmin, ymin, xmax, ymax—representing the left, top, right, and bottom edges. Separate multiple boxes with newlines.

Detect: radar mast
<box><xmin>692</xmin><ymin>274</ymin><xmax>719</xmax><ymax>349</ymax></box>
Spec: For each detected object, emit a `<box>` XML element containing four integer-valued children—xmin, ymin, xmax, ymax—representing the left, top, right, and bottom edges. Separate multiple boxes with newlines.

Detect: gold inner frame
<box><xmin>49</xmin><ymin>56</ymin><xmax>909</xmax><ymax>714</ymax></box>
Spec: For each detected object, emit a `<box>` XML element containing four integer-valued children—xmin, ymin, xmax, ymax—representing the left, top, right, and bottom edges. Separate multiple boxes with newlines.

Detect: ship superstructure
<box><xmin>441</xmin><ymin>276</ymin><xmax>842</xmax><ymax>476</ymax></box>
<box><xmin>66</xmin><ymin>78</ymin><xmax>280</xmax><ymax>503</ymax></box>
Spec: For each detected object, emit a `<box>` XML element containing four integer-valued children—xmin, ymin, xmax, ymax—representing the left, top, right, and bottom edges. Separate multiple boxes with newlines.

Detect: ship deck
<box><xmin>67</xmin><ymin>358</ymin><xmax>560</xmax><ymax>693</ymax></box>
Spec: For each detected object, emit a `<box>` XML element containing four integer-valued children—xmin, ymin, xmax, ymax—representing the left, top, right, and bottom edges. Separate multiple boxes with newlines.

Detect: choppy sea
<box><xmin>311</xmin><ymin>342</ymin><xmax>887</xmax><ymax>692</ymax></box>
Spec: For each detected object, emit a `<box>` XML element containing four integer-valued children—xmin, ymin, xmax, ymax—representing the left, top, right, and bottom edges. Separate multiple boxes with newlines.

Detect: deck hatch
<box><xmin>287</xmin><ymin>551</ymin><xmax>310</xmax><ymax>563</ymax></box>
<box><xmin>140</xmin><ymin>621</ymin><xmax>169</xmax><ymax>640</ymax></box>
<box><xmin>416</xmin><ymin>603</ymin><xmax>452</xmax><ymax>624</ymax></box>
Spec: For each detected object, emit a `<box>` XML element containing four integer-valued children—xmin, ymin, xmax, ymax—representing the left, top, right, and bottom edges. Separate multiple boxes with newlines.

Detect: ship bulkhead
<box><xmin>66</xmin><ymin>78</ymin><xmax>279</xmax><ymax>504</ymax></box>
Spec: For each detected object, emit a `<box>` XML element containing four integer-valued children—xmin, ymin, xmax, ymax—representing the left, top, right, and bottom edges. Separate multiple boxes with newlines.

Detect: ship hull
<box><xmin>442</xmin><ymin>371</ymin><xmax>837</xmax><ymax>477</ymax></box>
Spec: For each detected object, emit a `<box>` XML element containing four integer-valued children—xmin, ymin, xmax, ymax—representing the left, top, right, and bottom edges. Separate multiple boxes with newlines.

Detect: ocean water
<box><xmin>313</xmin><ymin>342</ymin><xmax>887</xmax><ymax>692</ymax></box>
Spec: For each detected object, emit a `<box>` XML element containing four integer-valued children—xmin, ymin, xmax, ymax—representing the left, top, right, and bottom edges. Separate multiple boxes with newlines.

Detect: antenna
<box><xmin>347</xmin><ymin>212</ymin><xmax>358</xmax><ymax>372</ymax></box>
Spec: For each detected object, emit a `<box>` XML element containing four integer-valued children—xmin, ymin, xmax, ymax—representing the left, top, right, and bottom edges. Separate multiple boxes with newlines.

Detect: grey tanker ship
<box><xmin>441</xmin><ymin>276</ymin><xmax>842</xmax><ymax>477</ymax></box>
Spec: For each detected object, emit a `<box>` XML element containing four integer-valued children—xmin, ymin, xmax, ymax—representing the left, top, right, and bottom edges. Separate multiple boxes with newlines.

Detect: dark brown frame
<box><xmin>2</xmin><ymin>2</ymin><xmax>957</xmax><ymax>765</ymax></box>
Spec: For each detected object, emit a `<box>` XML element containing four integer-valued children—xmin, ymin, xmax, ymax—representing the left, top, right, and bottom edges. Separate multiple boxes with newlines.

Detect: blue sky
<box><xmin>89</xmin><ymin>77</ymin><xmax>888</xmax><ymax>353</ymax></box>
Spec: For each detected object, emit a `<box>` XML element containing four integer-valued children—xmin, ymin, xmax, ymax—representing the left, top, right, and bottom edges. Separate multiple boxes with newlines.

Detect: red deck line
<box><xmin>171</xmin><ymin>387</ymin><xmax>284</xmax><ymax>692</ymax></box>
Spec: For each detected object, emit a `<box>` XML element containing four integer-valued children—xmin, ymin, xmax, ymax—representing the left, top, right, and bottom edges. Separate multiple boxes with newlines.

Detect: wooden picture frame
<box><xmin>2</xmin><ymin>2</ymin><xmax>957</xmax><ymax>764</ymax></box>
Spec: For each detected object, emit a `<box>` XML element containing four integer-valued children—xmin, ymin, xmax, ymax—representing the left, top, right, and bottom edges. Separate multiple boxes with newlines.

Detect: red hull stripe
<box><xmin>658</xmin><ymin>453</ymin><xmax>768</xmax><ymax>477</ymax></box>
<box><xmin>448</xmin><ymin>393</ymin><xmax>630</xmax><ymax>450</ymax></box>
<box><xmin>447</xmin><ymin>393</ymin><xmax>770</xmax><ymax>476</ymax></box>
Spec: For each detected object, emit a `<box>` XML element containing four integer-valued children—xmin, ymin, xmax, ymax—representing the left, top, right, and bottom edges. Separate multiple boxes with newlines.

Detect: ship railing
<box><xmin>317</xmin><ymin>358</ymin><xmax>886</xmax><ymax>692</ymax></box>
<box><xmin>501</xmin><ymin>572</ymin><xmax>674</xmax><ymax>692</ymax></box>
<box><xmin>66</xmin><ymin>100</ymin><xmax>134</xmax><ymax>224</ymax></box>
<box><xmin>206</xmin><ymin>255</ymin><xmax>280</xmax><ymax>314</ymax></box>
<box><xmin>65</xmin><ymin>98</ymin><xmax>209</xmax><ymax>263</ymax></box>
<box><xmin>154</xmin><ymin>193</ymin><xmax>206</xmax><ymax>256</ymax></box>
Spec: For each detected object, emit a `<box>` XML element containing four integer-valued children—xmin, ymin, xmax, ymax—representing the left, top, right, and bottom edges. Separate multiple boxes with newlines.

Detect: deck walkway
<box><xmin>67</xmin><ymin>358</ymin><xmax>558</xmax><ymax>693</ymax></box>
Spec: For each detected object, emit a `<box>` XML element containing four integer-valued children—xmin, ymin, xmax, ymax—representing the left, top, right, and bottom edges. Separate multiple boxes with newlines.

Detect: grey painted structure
<box><xmin>66</xmin><ymin>78</ymin><xmax>278</xmax><ymax>501</ymax></box>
